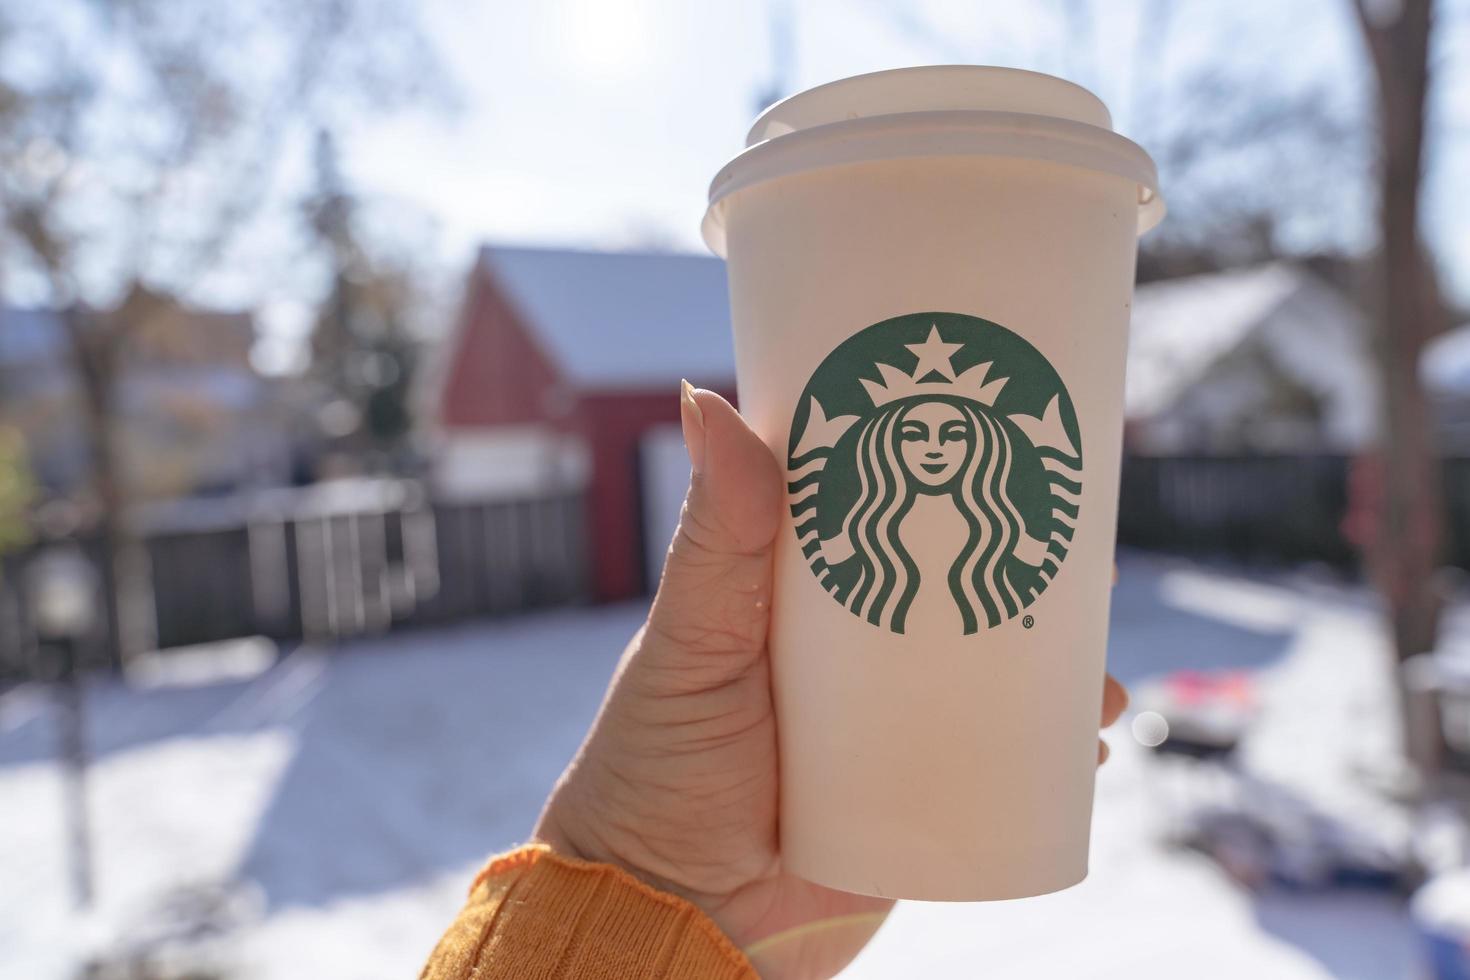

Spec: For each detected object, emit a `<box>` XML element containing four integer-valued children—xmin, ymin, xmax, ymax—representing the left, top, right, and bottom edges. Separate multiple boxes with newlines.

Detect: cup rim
<box><xmin>746</xmin><ymin>65</ymin><xmax>1114</xmax><ymax>146</ymax></box>
<box><xmin>703</xmin><ymin>108</ymin><xmax>1166</xmax><ymax>256</ymax></box>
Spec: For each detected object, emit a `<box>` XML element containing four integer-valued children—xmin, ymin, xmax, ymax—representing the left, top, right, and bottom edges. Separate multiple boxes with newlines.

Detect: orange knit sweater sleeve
<box><xmin>419</xmin><ymin>844</ymin><xmax>758</xmax><ymax>979</ymax></box>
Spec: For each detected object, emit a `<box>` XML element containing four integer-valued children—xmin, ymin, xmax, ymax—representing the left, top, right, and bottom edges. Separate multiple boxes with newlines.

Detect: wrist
<box><xmin>533</xmin><ymin>774</ymin><xmax>677</xmax><ymax>897</ymax></box>
<box><xmin>531</xmin><ymin>805</ymin><xmax>598</xmax><ymax>866</ymax></box>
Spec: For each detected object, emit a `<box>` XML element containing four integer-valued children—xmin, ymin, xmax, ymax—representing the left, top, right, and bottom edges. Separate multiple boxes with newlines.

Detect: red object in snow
<box><xmin>1164</xmin><ymin>669</ymin><xmax>1258</xmax><ymax>709</ymax></box>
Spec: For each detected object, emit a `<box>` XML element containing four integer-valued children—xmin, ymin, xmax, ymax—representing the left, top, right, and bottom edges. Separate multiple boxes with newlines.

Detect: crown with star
<box><xmin>860</xmin><ymin>325</ymin><xmax>1009</xmax><ymax>408</ymax></box>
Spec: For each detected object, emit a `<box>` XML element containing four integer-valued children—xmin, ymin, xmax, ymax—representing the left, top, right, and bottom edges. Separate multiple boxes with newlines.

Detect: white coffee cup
<box><xmin>703</xmin><ymin>66</ymin><xmax>1163</xmax><ymax>901</ymax></box>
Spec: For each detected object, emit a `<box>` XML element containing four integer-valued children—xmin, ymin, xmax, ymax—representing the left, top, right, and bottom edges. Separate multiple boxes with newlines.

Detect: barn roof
<box><xmin>479</xmin><ymin>245</ymin><xmax>735</xmax><ymax>388</ymax></box>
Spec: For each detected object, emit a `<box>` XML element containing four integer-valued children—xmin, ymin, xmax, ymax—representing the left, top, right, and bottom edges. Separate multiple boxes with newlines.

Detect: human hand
<box><xmin>535</xmin><ymin>383</ymin><xmax>1129</xmax><ymax>979</ymax></box>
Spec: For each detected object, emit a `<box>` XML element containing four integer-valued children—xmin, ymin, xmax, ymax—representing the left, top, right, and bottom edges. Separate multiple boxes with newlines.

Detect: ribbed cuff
<box><xmin>420</xmin><ymin>844</ymin><xmax>757</xmax><ymax>980</ymax></box>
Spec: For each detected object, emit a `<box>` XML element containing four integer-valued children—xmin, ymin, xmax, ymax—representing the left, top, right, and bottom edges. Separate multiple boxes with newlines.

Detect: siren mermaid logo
<box><xmin>787</xmin><ymin>312</ymin><xmax>1083</xmax><ymax>636</ymax></box>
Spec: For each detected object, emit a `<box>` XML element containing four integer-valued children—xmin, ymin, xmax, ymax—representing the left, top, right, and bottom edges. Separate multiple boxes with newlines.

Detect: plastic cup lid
<box><xmin>703</xmin><ymin>66</ymin><xmax>1164</xmax><ymax>256</ymax></box>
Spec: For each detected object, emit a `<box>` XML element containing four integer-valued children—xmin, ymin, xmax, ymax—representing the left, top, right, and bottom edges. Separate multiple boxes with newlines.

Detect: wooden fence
<box><xmin>1117</xmin><ymin>455</ymin><xmax>1357</xmax><ymax>566</ymax></box>
<box><xmin>0</xmin><ymin>484</ymin><xmax>586</xmax><ymax>681</ymax></box>
<box><xmin>10</xmin><ymin>456</ymin><xmax>1470</xmax><ymax>682</ymax></box>
<box><xmin>1117</xmin><ymin>454</ymin><xmax>1470</xmax><ymax>569</ymax></box>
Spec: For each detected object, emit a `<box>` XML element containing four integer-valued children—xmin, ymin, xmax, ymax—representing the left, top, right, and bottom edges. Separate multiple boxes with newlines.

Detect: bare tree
<box><xmin>881</xmin><ymin>0</ymin><xmax>1455</xmax><ymax>773</ymax></box>
<box><xmin>303</xmin><ymin>130</ymin><xmax>427</xmax><ymax>475</ymax></box>
<box><xmin>879</xmin><ymin>0</ymin><xmax>1370</xmax><ymax>279</ymax></box>
<box><xmin>0</xmin><ymin>0</ymin><xmax>450</xmax><ymax>666</ymax></box>
<box><xmin>1353</xmin><ymin>0</ymin><xmax>1451</xmax><ymax>777</ymax></box>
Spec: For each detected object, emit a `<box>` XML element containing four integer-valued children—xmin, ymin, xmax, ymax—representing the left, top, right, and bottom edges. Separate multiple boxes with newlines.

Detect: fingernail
<box><xmin>680</xmin><ymin>379</ymin><xmax>706</xmax><ymax>474</ymax></box>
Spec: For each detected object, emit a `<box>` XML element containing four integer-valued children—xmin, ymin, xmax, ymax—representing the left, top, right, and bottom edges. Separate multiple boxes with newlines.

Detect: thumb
<box><xmin>642</xmin><ymin>382</ymin><xmax>781</xmax><ymax>673</ymax></box>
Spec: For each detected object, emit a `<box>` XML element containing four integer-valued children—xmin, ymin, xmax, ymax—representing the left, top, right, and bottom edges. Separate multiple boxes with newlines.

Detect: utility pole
<box><xmin>753</xmin><ymin>0</ymin><xmax>795</xmax><ymax>118</ymax></box>
<box><xmin>27</xmin><ymin>546</ymin><xmax>100</xmax><ymax>909</ymax></box>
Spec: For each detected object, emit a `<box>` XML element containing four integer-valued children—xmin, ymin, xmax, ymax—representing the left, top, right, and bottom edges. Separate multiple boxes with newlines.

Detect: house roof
<box><xmin>1424</xmin><ymin>324</ymin><xmax>1470</xmax><ymax>395</ymax></box>
<box><xmin>479</xmin><ymin>245</ymin><xmax>734</xmax><ymax>388</ymax></box>
<box><xmin>1124</xmin><ymin>264</ymin><xmax>1349</xmax><ymax>419</ymax></box>
<box><xmin>0</xmin><ymin>304</ymin><xmax>256</xmax><ymax>368</ymax></box>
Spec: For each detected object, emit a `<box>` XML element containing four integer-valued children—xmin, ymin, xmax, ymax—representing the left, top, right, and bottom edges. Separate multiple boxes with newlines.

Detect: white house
<box><xmin>1422</xmin><ymin>323</ymin><xmax>1470</xmax><ymax>452</ymax></box>
<box><xmin>1125</xmin><ymin>264</ymin><xmax>1379</xmax><ymax>454</ymax></box>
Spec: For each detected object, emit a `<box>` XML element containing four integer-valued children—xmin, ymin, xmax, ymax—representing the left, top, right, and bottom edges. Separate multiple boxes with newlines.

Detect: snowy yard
<box><xmin>0</xmin><ymin>553</ymin><xmax>1437</xmax><ymax>978</ymax></box>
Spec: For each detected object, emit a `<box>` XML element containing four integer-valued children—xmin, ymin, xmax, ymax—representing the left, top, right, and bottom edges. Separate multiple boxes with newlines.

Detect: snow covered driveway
<box><xmin>0</xmin><ymin>555</ymin><xmax>1424</xmax><ymax>978</ymax></box>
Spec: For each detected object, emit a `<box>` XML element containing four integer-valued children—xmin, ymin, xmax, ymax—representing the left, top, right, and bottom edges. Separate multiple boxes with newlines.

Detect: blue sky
<box><xmin>250</xmin><ymin>0</ymin><xmax>1468</xmax><ymax>368</ymax></box>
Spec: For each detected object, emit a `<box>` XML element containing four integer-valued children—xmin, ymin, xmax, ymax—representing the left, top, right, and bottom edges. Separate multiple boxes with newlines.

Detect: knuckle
<box><xmin>644</xmin><ymin>609</ymin><xmax>763</xmax><ymax>659</ymax></box>
<box><xmin>648</xmin><ymin>534</ymin><xmax>769</xmax><ymax>657</ymax></box>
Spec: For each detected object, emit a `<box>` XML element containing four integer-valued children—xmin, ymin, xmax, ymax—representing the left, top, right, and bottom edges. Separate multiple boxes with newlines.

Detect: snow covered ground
<box><xmin>0</xmin><ymin>554</ymin><xmax>1433</xmax><ymax>978</ymax></box>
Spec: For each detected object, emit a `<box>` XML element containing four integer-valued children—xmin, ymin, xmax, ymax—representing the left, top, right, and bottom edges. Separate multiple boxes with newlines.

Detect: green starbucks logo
<box><xmin>788</xmin><ymin>312</ymin><xmax>1083</xmax><ymax>635</ymax></box>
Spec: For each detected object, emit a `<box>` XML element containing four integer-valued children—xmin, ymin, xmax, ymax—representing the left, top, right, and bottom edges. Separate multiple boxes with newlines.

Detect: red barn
<box><xmin>433</xmin><ymin>245</ymin><xmax>736</xmax><ymax>602</ymax></box>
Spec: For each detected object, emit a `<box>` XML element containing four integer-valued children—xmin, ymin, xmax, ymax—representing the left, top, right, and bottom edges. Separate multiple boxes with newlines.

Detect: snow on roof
<box><xmin>1423</xmin><ymin>324</ymin><xmax>1470</xmax><ymax>395</ymax></box>
<box><xmin>480</xmin><ymin>245</ymin><xmax>735</xmax><ymax>388</ymax></box>
<box><xmin>1125</xmin><ymin>264</ymin><xmax>1308</xmax><ymax>418</ymax></box>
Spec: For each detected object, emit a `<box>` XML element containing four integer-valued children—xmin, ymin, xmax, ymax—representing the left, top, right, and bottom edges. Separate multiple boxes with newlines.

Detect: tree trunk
<box><xmin>65</xmin><ymin>308</ymin><xmax>135</xmax><ymax>671</ymax></box>
<box><xmin>85</xmin><ymin>388</ymin><xmax>130</xmax><ymax>672</ymax></box>
<box><xmin>1355</xmin><ymin>0</ymin><xmax>1447</xmax><ymax>778</ymax></box>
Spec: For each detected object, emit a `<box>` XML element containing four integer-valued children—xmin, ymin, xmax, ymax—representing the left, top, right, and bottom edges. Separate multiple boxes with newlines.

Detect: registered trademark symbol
<box><xmin>1022</xmin><ymin>615</ymin><xmax>1035</xmax><ymax>629</ymax></box>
